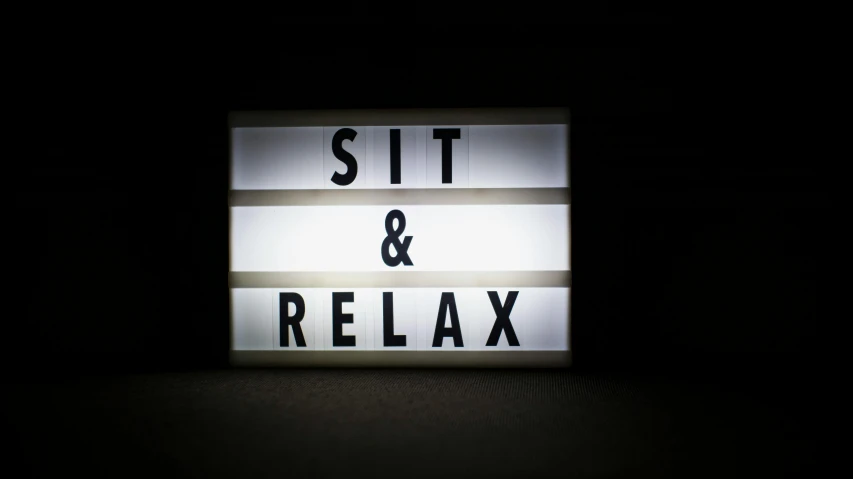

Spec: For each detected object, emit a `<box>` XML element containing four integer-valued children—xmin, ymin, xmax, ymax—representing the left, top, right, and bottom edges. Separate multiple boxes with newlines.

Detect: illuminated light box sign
<box><xmin>229</xmin><ymin>109</ymin><xmax>571</xmax><ymax>367</ymax></box>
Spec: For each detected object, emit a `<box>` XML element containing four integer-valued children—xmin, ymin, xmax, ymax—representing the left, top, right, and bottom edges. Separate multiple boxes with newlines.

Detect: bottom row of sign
<box><xmin>231</xmin><ymin>288</ymin><xmax>570</xmax><ymax>351</ymax></box>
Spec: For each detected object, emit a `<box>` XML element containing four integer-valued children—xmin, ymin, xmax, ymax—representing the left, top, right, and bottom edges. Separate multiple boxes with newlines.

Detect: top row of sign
<box><xmin>230</xmin><ymin>124</ymin><xmax>569</xmax><ymax>190</ymax></box>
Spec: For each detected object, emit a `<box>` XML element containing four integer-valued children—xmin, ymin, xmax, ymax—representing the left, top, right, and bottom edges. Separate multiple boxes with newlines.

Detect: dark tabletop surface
<box><xmin>5</xmin><ymin>367</ymin><xmax>819</xmax><ymax>478</ymax></box>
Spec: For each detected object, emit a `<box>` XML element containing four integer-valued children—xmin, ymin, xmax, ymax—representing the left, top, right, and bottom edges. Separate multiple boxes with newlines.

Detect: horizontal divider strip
<box><xmin>230</xmin><ymin>350</ymin><xmax>571</xmax><ymax>368</ymax></box>
<box><xmin>229</xmin><ymin>108</ymin><xmax>569</xmax><ymax>127</ymax></box>
<box><xmin>229</xmin><ymin>271</ymin><xmax>571</xmax><ymax>288</ymax></box>
<box><xmin>230</xmin><ymin>187</ymin><xmax>570</xmax><ymax>207</ymax></box>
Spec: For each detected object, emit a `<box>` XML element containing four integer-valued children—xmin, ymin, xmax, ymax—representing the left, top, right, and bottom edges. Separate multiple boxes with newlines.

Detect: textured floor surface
<box><xmin>5</xmin><ymin>369</ymin><xmax>817</xmax><ymax>478</ymax></box>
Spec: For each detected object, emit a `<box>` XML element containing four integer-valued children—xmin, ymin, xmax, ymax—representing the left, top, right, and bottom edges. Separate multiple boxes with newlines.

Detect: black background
<box><xmin>7</xmin><ymin>8</ymin><xmax>825</xmax><ymax>477</ymax></box>
<box><xmin>10</xmin><ymin>11</ymin><xmax>823</xmax><ymax>375</ymax></box>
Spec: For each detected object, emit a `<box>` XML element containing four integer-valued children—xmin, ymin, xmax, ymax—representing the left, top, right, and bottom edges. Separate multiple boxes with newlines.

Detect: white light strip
<box><xmin>230</xmin><ymin>188</ymin><xmax>570</xmax><ymax>206</ymax></box>
<box><xmin>229</xmin><ymin>271</ymin><xmax>572</xmax><ymax>288</ymax></box>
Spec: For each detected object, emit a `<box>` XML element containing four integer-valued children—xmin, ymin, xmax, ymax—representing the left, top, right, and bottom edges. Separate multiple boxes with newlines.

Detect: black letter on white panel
<box><xmin>331</xmin><ymin>128</ymin><xmax>358</xmax><ymax>185</ymax></box>
<box><xmin>383</xmin><ymin>292</ymin><xmax>406</xmax><ymax>347</ymax></box>
<box><xmin>433</xmin><ymin>128</ymin><xmax>461</xmax><ymax>183</ymax></box>
<box><xmin>486</xmin><ymin>291</ymin><xmax>520</xmax><ymax>347</ymax></box>
<box><xmin>332</xmin><ymin>292</ymin><xmax>356</xmax><ymax>347</ymax></box>
<box><xmin>280</xmin><ymin>293</ymin><xmax>307</xmax><ymax>347</ymax></box>
<box><xmin>432</xmin><ymin>292</ymin><xmax>464</xmax><ymax>347</ymax></box>
<box><xmin>390</xmin><ymin>128</ymin><xmax>401</xmax><ymax>184</ymax></box>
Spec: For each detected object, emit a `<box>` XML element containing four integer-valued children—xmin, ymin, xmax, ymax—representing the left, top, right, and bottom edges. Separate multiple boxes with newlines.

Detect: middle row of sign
<box><xmin>230</xmin><ymin>205</ymin><xmax>570</xmax><ymax>271</ymax></box>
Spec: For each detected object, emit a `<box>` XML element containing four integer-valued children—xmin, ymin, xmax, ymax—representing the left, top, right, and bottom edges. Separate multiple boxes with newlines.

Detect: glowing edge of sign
<box><xmin>228</xmin><ymin>108</ymin><xmax>570</xmax><ymax>127</ymax></box>
<box><xmin>230</xmin><ymin>350</ymin><xmax>571</xmax><ymax>368</ymax></box>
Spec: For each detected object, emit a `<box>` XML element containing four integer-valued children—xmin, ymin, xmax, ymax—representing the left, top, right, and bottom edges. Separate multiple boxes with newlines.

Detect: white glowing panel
<box><xmin>272</xmin><ymin>289</ymin><xmax>319</xmax><ymax>350</ymax></box>
<box><xmin>324</xmin><ymin>127</ymin><xmax>366</xmax><ymax>189</ymax></box>
<box><xmin>372</xmin><ymin>290</ymin><xmax>418</xmax><ymax>350</ymax></box>
<box><xmin>426</xmin><ymin>126</ymin><xmax>468</xmax><ymax>187</ymax></box>
<box><xmin>231</xmin><ymin>127</ymin><xmax>324</xmax><ymax>190</ymax></box>
<box><xmin>231</xmin><ymin>288</ymin><xmax>569</xmax><ymax>351</ymax></box>
<box><xmin>230</xmin><ymin>205</ymin><xmax>569</xmax><ymax>272</ymax></box>
<box><xmin>373</xmin><ymin>127</ymin><xmax>419</xmax><ymax>188</ymax></box>
<box><xmin>469</xmin><ymin>125</ymin><xmax>569</xmax><ymax>188</ymax></box>
<box><xmin>231</xmin><ymin>288</ymin><xmax>274</xmax><ymax>350</ymax></box>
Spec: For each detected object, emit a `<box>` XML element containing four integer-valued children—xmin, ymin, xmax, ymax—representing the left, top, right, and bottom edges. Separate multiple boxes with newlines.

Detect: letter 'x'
<box><xmin>486</xmin><ymin>291</ymin><xmax>520</xmax><ymax>347</ymax></box>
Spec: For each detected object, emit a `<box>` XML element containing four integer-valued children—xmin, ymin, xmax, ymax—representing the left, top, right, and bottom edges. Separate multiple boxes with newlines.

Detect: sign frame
<box><xmin>229</xmin><ymin>108</ymin><xmax>571</xmax><ymax>368</ymax></box>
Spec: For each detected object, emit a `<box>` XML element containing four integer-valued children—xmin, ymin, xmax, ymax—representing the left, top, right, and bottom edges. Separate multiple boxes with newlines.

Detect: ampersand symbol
<box><xmin>381</xmin><ymin>209</ymin><xmax>414</xmax><ymax>267</ymax></box>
